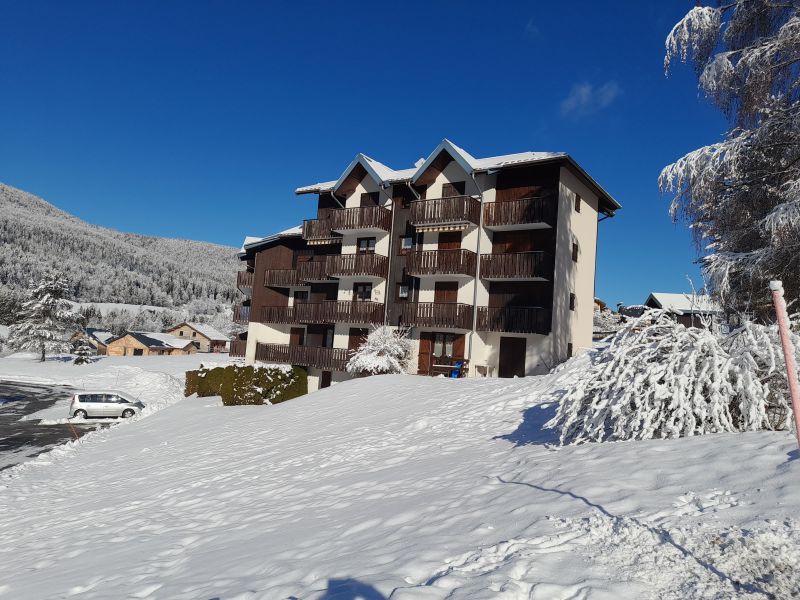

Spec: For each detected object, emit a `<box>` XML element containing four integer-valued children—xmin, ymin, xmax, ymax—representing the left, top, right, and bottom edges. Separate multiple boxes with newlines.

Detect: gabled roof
<box><xmin>411</xmin><ymin>139</ymin><xmax>479</xmax><ymax>184</ymax></box>
<box><xmin>644</xmin><ymin>293</ymin><xmax>723</xmax><ymax>315</ymax></box>
<box><xmin>86</xmin><ymin>328</ymin><xmax>115</xmax><ymax>345</ymax></box>
<box><xmin>122</xmin><ymin>331</ymin><xmax>196</xmax><ymax>350</ymax></box>
<box><xmin>294</xmin><ymin>139</ymin><xmax>621</xmax><ymax>215</ymax></box>
<box><xmin>167</xmin><ymin>322</ymin><xmax>228</xmax><ymax>342</ymax></box>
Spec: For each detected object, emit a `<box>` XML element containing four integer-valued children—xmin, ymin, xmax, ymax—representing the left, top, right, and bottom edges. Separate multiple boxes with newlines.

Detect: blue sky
<box><xmin>0</xmin><ymin>1</ymin><xmax>725</xmax><ymax>306</ymax></box>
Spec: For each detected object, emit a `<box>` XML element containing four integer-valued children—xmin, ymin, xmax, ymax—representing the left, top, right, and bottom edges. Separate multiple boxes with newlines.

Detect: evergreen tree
<box><xmin>72</xmin><ymin>336</ymin><xmax>94</xmax><ymax>365</ymax></box>
<box><xmin>8</xmin><ymin>273</ymin><xmax>80</xmax><ymax>361</ymax></box>
<box><xmin>660</xmin><ymin>1</ymin><xmax>800</xmax><ymax>313</ymax></box>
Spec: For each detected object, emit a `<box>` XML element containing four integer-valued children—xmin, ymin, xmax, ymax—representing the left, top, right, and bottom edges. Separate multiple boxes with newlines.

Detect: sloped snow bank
<box><xmin>0</xmin><ymin>365</ymin><xmax>799</xmax><ymax>599</ymax></box>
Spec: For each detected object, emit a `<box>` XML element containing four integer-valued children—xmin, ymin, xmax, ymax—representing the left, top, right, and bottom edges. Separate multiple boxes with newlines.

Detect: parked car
<box><xmin>69</xmin><ymin>391</ymin><xmax>144</xmax><ymax>419</ymax></box>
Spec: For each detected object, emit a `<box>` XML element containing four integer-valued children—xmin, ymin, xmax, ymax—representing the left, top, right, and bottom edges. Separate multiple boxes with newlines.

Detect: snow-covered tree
<box><xmin>545</xmin><ymin>309</ymin><xmax>797</xmax><ymax>444</ymax></box>
<box><xmin>659</xmin><ymin>2</ymin><xmax>800</xmax><ymax>313</ymax></box>
<box><xmin>72</xmin><ymin>336</ymin><xmax>94</xmax><ymax>365</ymax></box>
<box><xmin>592</xmin><ymin>309</ymin><xmax>626</xmax><ymax>337</ymax></box>
<box><xmin>8</xmin><ymin>273</ymin><xmax>81</xmax><ymax>361</ymax></box>
<box><xmin>345</xmin><ymin>326</ymin><xmax>413</xmax><ymax>376</ymax></box>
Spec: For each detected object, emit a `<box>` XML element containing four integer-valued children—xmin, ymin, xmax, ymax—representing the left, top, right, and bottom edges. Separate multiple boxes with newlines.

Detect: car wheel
<box><xmin>121</xmin><ymin>409</ymin><xmax>135</xmax><ymax>418</ymax></box>
<box><xmin>73</xmin><ymin>410</ymin><xmax>88</xmax><ymax>419</ymax></box>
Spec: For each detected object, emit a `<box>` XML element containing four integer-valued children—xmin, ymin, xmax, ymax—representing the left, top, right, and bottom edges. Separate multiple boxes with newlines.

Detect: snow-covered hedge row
<box><xmin>546</xmin><ymin>310</ymin><xmax>798</xmax><ymax>444</ymax></box>
<box><xmin>185</xmin><ymin>364</ymin><xmax>306</xmax><ymax>406</ymax></box>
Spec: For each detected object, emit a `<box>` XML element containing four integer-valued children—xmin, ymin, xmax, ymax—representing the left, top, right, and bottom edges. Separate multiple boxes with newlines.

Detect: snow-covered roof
<box><xmin>86</xmin><ymin>328</ymin><xmax>115</xmax><ymax>345</ymax></box>
<box><xmin>294</xmin><ymin>139</ymin><xmax>620</xmax><ymax>213</ymax></box>
<box><xmin>239</xmin><ymin>225</ymin><xmax>302</xmax><ymax>254</ymax></box>
<box><xmin>644</xmin><ymin>293</ymin><xmax>723</xmax><ymax>315</ymax></box>
<box><xmin>126</xmin><ymin>331</ymin><xmax>196</xmax><ymax>349</ymax></box>
<box><xmin>170</xmin><ymin>322</ymin><xmax>228</xmax><ymax>342</ymax></box>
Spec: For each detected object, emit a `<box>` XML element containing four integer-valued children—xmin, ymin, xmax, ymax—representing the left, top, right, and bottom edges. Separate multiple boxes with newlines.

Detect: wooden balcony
<box><xmin>229</xmin><ymin>339</ymin><xmax>247</xmax><ymax>357</ymax></box>
<box><xmin>297</xmin><ymin>259</ymin><xmax>333</xmax><ymax>282</ymax></box>
<box><xmin>257</xmin><ymin>305</ymin><xmax>296</xmax><ymax>324</ymax></box>
<box><xmin>233</xmin><ymin>305</ymin><xmax>251</xmax><ymax>324</ymax></box>
<box><xmin>477</xmin><ymin>306</ymin><xmax>551</xmax><ymax>334</ymax></box>
<box><xmin>399</xmin><ymin>302</ymin><xmax>473</xmax><ymax>330</ymax></box>
<box><xmin>483</xmin><ymin>196</ymin><xmax>556</xmax><ymax>230</ymax></box>
<box><xmin>255</xmin><ymin>343</ymin><xmax>349</xmax><ymax>371</ymax></box>
<box><xmin>302</xmin><ymin>218</ymin><xmax>337</xmax><ymax>242</ymax></box>
<box><xmin>236</xmin><ymin>271</ymin><xmax>254</xmax><ymax>294</ymax></box>
<box><xmin>327</xmin><ymin>253</ymin><xmax>389</xmax><ymax>278</ymax></box>
<box><xmin>303</xmin><ymin>206</ymin><xmax>391</xmax><ymax>241</ymax></box>
<box><xmin>296</xmin><ymin>301</ymin><xmax>384</xmax><ymax>324</ymax></box>
<box><xmin>409</xmin><ymin>196</ymin><xmax>480</xmax><ymax>227</ymax></box>
<box><xmin>264</xmin><ymin>269</ymin><xmax>299</xmax><ymax>287</ymax></box>
<box><xmin>480</xmin><ymin>252</ymin><xmax>550</xmax><ymax>280</ymax></box>
<box><xmin>405</xmin><ymin>249</ymin><xmax>476</xmax><ymax>277</ymax></box>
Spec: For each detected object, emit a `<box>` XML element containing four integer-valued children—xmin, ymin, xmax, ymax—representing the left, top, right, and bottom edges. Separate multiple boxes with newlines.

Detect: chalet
<box><xmin>643</xmin><ymin>292</ymin><xmax>723</xmax><ymax>328</ymax></box>
<box><xmin>234</xmin><ymin>139</ymin><xmax>620</xmax><ymax>391</ymax></box>
<box><xmin>164</xmin><ymin>322</ymin><xmax>229</xmax><ymax>353</ymax></box>
<box><xmin>105</xmin><ymin>331</ymin><xmax>198</xmax><ymax>357</ymax></box>
<box><xmin>71</xmin><ymin>328</ymin><xmax>115</xmax><ymax>355</ymax></box>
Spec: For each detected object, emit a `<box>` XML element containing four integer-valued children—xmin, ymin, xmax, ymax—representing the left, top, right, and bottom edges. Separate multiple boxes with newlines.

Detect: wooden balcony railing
<box><xmin>483</xmin><ymin>196</ymin><xmax>556</xmax><ymax>228</ymax></box>
<box><xmin>296</xmin><ymin>301</ymin><xmax>384</xmax><ymax>324</ymax></box>
<box><xmin>264</xmin><ymin>269</ymin><xmax>299</xmax><ymax>287</ymax></box>
<box><xmin>480</xmin><ymin>252</ymin><xmax>550</xmax><ymax>280</ymax></box>
<box><xmin>476</xmin><ymin>306</ymin><xmax>551</xmax><ymax>334</ymax></box>
<box><xmin>229</xmin><ymin>339</ymin><xmax>247</xmax><ymax>357</ymax></box>
<box><xmin>327</xmin><ymin>253</ymin><xmax>389</xmax><ymax>278</ymax></box>
<box><xmin>329</xmin><ymin>206</ymin><xmax>391</xmax><ymax>232</ymax></box>
<box><xmin>297</xmin><ymin>259</ymin><xmax>332</xmax><ymax>282</ymax></box>
<box><xmin>233</xmin><ymin>305</ymin><xmax>251</xmax><ymax>324</ymax></box>
<box><xmin>302</xmin><ymin>218</ymin><xmax>336</xmax><ymax>241</ymax></box>
<box><xmin>405</xmin><ymin>249</ymin><xmax>476</xmax><ymax>277</ymax></box>
<box><xmin>236</xmin><ymin>271</ymin><xmax>254</xmax><ymax>292</ymax></box>
<box><xmin>409</xmin><ymin>196</ymin><xmax>480</xmax><ymax>226</ymax></box>
<box><xmin>399</xmin><ymin>302</ymin><xmax>473</xmax><ymax>330</ymax></box>
<box><xmin>303</xmin><ymin>206</ymin><xmax>391</xmax><ymax>241</ymax></box>
<box><xmin>258</xmin><ymin>305</ymin><xmax>296</xmax><ymax>324</ymax></box>
<box><xmin>255</xmin><ymin>343</ymin><xmax>349</xmax><ymax>371</ymax></box>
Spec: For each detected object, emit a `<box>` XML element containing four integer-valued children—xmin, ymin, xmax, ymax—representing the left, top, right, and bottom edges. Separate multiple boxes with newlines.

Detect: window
<box><xmin>433</xmin><ymin>333</ymin><xmax>456</xmax><ymax>358</ymax></box>
<box><xmin>192</xmin><ymin>331</ymin><xmax>197</xmax><ymax>338</ymax></box>
<box><xmin>398</xmin><ymin>284</ymin><xmax>410</xmax><ymax>299</ymax></box>
<box><xmin>574</xmin><ymin>194</ymin><xmax>582</xmax><ymax>213</ymax></box>
<box><xmin>572</xmin><ymin>242</ymin><xmax>579</xmax><ymax>262</ymax></box>
<box><xmin>324</xmin><ymin>328</ymin><xmax>334</xmax><ymax>348</ymax></box>
<box><xmin>178</xmin><ymin>331</ymin><xmax>184</xmax><ymax>336</ymax></box>
<box><xmin>353</xmin><ymin>282</ymin><xmax>372</xmax><ymax>302</ymax></box>
<box><xmin>567</xmin><ymin>343</ymin><xmax>574</xmax><ymax>358</ymax></box>
<box><xmin>357</xmin><ymin>238</ymin><xmax>376</xmax><ymax>254</ymax></box>
<box><xmin>360</xmin><ymin>192</ymin><xmax>379</xmax><ymax>207</ymax></box>
<box><xmin>569</xmin><ymin>293</ymin><xmax>576</xmax><ymax>311</ymax></box>
<box><xmin>400</xmin><ymin>236</ymin><xmax>413</xmax><ymax>252</ymax></box>
<box><xmin>442</xmin><ymin>181</ymin><xmax>466</xmax><ymax>197</ymax></box>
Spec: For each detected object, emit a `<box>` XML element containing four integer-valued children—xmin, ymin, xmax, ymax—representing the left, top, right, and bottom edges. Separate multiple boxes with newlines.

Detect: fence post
<box><xmin>770</xmin><ymin>280</ymin><xmax>800</xmax><ymax>447</ymax></box>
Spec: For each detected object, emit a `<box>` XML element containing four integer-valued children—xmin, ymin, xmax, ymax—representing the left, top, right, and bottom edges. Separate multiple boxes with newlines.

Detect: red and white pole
<box><xmin>770</xmin><ymin>280</ymin><xmax>800</xmax><ymax>447</ymax></box>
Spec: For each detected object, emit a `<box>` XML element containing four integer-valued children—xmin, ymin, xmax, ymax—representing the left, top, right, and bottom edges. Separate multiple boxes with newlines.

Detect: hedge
<box><xmin>185</xmin><ymin>364</ymin><xmax>307</xmax><ymax>406</ymax></box>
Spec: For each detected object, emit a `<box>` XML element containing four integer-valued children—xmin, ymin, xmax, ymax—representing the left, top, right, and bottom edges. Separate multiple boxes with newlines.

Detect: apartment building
<box><xmin>235</xmin><ymin>140</ymin><xmax>620</xmax><ymax>392</ymax></box>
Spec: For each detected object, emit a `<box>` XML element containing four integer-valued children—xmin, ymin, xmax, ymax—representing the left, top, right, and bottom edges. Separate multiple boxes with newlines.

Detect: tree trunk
<box><xmin>40</xmin><ymin>347</ymin><xmax>46</xmax><ymax>362</ymax></box>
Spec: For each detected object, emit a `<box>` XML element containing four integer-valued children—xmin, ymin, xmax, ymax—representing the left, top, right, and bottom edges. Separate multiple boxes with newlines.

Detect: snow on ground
<box><xmin>1</xmin><ymin>356</ymin><xmax>799</xmax><ymax>599</ymax></box>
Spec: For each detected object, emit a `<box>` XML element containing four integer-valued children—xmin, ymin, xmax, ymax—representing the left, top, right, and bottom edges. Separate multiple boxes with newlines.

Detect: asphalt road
<box><xmin>0</xmin><ymin>381</ymin><xmax>104</xmax><ymax>471</ymax></box>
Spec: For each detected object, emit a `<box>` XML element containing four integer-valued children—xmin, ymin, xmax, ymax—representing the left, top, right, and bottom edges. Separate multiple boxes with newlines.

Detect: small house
<box><xmin>164</xmin><ymin>322</ymin><xmax>229</xmax><ymax>353</ymax></box>
<box><xmin>643</xmin><ymin>292</ymin><xmax>723</xmax><ymax>328</ymax></box>
<box><xmin>70</xmin><ymin>328</ymin><xmax>116</xmax><ymax>355</ymax></box>
<box><xmin>105</xmin><ymin>331</ymin><xmax>198</xmax><ymax>357</ymax></box>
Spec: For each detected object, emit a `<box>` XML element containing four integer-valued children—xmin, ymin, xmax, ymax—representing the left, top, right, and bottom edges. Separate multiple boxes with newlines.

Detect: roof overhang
<box><xmin>411</xmin><ymin>139</ymin><xmax>477</xmax><ymax>185</ymax></box>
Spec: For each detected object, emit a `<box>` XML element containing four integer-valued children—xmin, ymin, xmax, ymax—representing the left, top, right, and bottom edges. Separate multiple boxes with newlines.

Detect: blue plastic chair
<box><xmin>450</xmin><ymin>360</ymin><xmax>465</xmax><ymax>378</ymax></box>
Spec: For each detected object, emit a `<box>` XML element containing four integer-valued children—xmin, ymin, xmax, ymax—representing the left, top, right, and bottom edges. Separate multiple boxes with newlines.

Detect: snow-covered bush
<box><xmin>546</xmin><ymin>310</ymin><xmax>797</xmax><ymax>444</ymax></box>
<box><xmin>593</xmin><ymin>309</ymin><xmax>626</xmax><ymax>336</ymax></box>
<box><xmin>345</xmin><ymin>326</ymin><xmax>413</xmax><ymax>376</ymax></box>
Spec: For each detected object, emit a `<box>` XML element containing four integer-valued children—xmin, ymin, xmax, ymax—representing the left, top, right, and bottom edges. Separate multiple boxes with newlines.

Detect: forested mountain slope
<box><xmin>0</xmin><ymin>183</ymin><xmax>238</xmax><ymax>307</ymax></box>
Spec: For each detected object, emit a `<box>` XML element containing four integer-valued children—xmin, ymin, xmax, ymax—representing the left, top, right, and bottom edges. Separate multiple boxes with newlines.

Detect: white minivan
<box><xmin>69</xmin><ymin>391</ymin><xmax>145</xmax><ymax>419</ymax></box>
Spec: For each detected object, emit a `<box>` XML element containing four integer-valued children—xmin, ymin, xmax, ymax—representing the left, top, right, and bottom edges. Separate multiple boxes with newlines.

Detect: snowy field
<box><xmin>0</xmin><ymin>355</ymin><xmax>799</xmax><ymax>599</ymax></box>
